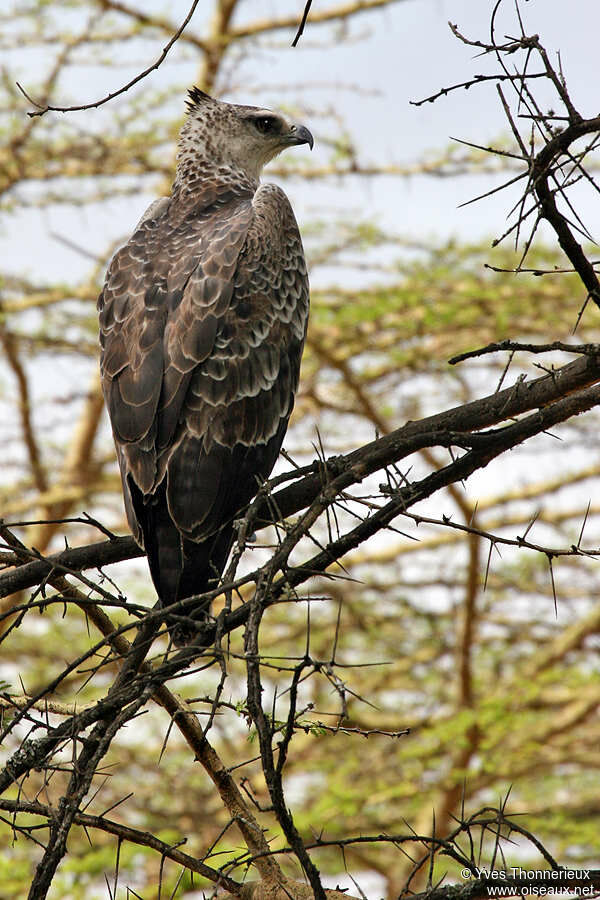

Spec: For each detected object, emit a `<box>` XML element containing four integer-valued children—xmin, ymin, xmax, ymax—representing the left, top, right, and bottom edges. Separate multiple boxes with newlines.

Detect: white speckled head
<box><xmin>176</xmin><ymin>88</ymin><xmax>313</xmax><ymax>185</ymax></box>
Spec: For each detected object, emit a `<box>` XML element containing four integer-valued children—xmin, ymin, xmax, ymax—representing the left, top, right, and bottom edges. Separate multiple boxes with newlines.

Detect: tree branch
<box><xmin>0</xmin><ymin>798</ymin><xmax>241</xmax><ymax>892</ymax></box>
<box><xmin>17</xmin><ymin>0</ymin><xmax>203</xmax><ymax>117</ymax></box>
<box><xmin>3</xmin><ymin>346</ymin><xmax>598</xmax><ymax>599</ymax></box>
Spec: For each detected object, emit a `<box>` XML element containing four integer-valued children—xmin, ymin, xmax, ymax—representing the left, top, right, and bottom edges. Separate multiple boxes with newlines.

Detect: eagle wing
<box><xmin>98</xmin><ymin>182</ymin><xmax>309</xmax><ymax>610</ymax></box>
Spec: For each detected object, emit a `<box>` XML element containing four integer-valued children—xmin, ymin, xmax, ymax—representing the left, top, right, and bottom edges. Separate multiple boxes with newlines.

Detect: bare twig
<box><xmin>292</xmin><ymin>0</ymin><xmax>313</xmax><ymax>46</ymax></box>
<box><xmin>17</xmin><ymin>0</ymin><xmax>202</xmax><ymax>117</ymax></box>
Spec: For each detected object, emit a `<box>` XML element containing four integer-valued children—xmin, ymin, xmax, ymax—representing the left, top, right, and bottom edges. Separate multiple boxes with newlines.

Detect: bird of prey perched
<box><xmin>98</xmin><ymin>88</ymin><xmax>312</xmax><ymax>641</ymax></box>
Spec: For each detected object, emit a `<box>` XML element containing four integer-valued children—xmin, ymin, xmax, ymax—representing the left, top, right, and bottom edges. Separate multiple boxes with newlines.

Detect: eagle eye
<box><xmin>253</xmin><ymin>116</ymin><xmax>279</xmax><ymax>135</ymax></box>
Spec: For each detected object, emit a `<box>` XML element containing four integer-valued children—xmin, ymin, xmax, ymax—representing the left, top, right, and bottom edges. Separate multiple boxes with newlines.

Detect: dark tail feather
<box><xmin>179</xmin><ymin>527</ymin><xmax>234</xmax><ymax>601</ymax></box>
<box><xmin>171</xmin><ymin>527</ymin><xmax>235</xmax><ymax>644</ymax></box>
<box><xmin>128</xmin><ymin>477</ymin><xmax>234</xmax><ymax>644</ymax></box>
<box><xmin>129</xmin><ymin>478</ymin><xmax>182</xmax><ymax>603</ymax></box>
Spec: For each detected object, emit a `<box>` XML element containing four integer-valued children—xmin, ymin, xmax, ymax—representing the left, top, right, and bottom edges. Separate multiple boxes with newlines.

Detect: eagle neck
<box><xmin>172</xmin><ymin>158</ymin><xmax>258</xmax><ymax>203</ymax></box>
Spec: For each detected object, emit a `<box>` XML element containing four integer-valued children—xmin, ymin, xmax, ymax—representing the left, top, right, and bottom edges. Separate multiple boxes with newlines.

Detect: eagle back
<box><xmin>99</xmin><ymin>179</ymin><xmax>309</xmax><ymax>542</ymax></box>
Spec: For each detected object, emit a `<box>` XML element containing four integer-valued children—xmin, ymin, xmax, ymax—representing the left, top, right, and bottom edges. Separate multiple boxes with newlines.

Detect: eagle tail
<box><xmin>128</xmin><ymin>478</ymin><xmax>233</xmax><ymax>644</ymax></box>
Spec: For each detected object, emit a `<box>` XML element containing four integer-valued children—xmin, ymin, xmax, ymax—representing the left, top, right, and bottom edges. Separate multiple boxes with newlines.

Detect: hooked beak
<box><xmin>286</xmin><ymin>123</ymin><xmax>314</xmax><ymax>150</ymax></box>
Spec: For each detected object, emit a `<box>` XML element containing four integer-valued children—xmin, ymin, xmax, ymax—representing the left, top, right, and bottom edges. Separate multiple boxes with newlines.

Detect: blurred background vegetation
<box><xmin>1</xmin><ymin>1</ymin><xmax>600</xmax><ymax>897</ymax></box>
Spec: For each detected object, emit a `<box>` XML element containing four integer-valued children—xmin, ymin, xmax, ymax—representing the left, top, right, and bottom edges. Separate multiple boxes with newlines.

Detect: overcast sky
<box><xmin>2</xmin><ymin>0</ymin><xmax>599</xmax><ymax>282</ymax></box>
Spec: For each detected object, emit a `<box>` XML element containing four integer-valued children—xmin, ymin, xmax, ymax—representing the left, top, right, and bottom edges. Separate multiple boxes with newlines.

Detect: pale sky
<box><xmin>2</xmin><ymin>0</ymin><xmax>599</xmax><ymax>280</ymax></box>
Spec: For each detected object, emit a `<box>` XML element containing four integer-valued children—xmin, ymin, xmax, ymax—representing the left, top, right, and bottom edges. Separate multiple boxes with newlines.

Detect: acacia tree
<box><xmin>2</xmin><ymin>2</ymin><xmax>600</xmax><ymax>898</ymax></box>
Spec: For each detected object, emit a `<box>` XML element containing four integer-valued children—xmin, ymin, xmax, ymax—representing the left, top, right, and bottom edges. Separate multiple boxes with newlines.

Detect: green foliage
<box><xmin>2</xmin><ymin>1</ymin><xmax>600</xmax><ymax>897</ymax></box>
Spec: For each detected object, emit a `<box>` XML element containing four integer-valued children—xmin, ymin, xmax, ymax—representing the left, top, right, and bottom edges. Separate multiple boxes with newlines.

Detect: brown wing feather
<box><xmin>99</xmin><ymin>188</ymin><xmax>253</xmax><ymax>490</ymax></box>
<box><xmin>166</xmin><ymin>183</ymin><xmax>308</xmax><ymax>540</ymax></box>
<box><xmin>99</xmin><ymin>181</ymin><xmax>308</xmax><ymax>630</ymax></box>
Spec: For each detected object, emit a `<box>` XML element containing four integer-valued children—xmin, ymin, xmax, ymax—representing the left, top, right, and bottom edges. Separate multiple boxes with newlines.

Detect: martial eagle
<box><xmin>98</xmin><ymin>88</ymin><xmax>312</xmax><ymax>641</ymax></box>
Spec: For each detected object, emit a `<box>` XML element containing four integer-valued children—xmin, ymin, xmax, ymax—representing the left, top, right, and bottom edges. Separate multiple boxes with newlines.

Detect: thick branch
<box><xmin>0</xmin><ymin>571</ymin><xmax>285</xmax><ymax>890</ymax></box>
<box><xmin>532</xmin><ymin>115</ymin><xmax>600</xmax><ymax>308</ymax></box>
<box><xmin>0</xmin><ymin>798</ymin><xmax>241</xmax><ymax>893</ymax></box>
<box><xmin>2</xmin><ymin>348</ymin><xmax>599</xmax><ymax>598</ymax></box>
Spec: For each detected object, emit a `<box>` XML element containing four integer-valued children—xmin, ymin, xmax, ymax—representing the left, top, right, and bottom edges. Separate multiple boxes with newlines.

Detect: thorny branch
<box><xmin>245</xmin><ymin>592</ymin><xmax>327</xmax><ymax>899</ymax></box>
<box><xmin>4</xmin><ymin>2</ymin><xmax>600</xmax><ymax>898</ymax></box>
<box><xmin>227</xmin><ymin>805</ymin><xmax>600</xmax><ymax>899</ymax></box>
<box><xmin>0</xmin><ymin>799</ymin><xmax>242</xmax><ymax>893</ymax></box>
<box><xmin>3</xmin><ymin>344</ymin><xmax>600</xmax><ymax>600</ymax></box>
<box><xmin>3</xmin><ymin>367</ymin><xmax>600</xmax><ymax>894</ymax></box>
<box><xmin>413</xmin><ymin>5</ymin><xmax>600</xmax><ymax>309</ymax></box>
<box><xmin>17</xmin><ymin>0</ymin><xmax>203</xmax><ymax>117</ymax></box>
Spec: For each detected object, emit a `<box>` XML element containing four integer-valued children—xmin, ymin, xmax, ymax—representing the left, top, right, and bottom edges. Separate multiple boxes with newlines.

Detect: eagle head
<box><xmin>178</xmin><ymin>87</ymin><xmax>314</xmax><ymax>183</ymax></box>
